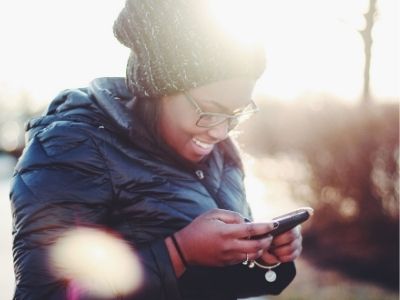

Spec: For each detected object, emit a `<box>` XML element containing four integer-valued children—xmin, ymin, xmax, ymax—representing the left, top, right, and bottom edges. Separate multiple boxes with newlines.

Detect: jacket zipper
<box><xmin>195</xmin><ymin>170</ymin><xmax>204</xmax><ymax>180</ymax></box>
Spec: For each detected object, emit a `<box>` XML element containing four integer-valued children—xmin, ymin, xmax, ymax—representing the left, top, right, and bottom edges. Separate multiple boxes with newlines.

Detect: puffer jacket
<box><xmin>10</xmin><ymin>77</ymin><xmax>296</xmax><ymax>300</ymax></box>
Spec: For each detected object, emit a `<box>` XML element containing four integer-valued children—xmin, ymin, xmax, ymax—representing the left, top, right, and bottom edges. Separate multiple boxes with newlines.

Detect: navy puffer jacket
<box><xmin>10</xmin><ymin>77</ymin><xmax>295</xmax><ymax>299</ymax></box>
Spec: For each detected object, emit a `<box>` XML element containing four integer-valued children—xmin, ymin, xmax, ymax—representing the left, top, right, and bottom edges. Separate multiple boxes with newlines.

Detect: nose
<box><xmin>207</xmin><ymin>121</ymin><xmax>229</xmax><ymax>140</ymax></box>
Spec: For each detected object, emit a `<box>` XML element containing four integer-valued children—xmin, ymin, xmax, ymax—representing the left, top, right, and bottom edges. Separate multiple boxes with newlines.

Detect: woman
<box><xmin>10</xmin><ymin>0</ymin><xmax>302</xmax><ymax>299</ymax></box>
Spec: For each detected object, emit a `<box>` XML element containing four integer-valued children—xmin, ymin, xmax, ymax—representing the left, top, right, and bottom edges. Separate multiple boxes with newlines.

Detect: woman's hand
<box><xmin>173</xmin><ymin>209</ymin><xmax>276</xmax><ymax>268</ymax></box>
<box><xmin>259</xmin><ymin>225</ymin><xmax>303</xmax><ymax>265</ymax></box>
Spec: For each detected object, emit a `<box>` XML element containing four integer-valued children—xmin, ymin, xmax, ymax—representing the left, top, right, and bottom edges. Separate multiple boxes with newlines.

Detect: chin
<box><xmin>182</xmin><ymin>152</ymin><xmax>205</xmax><ymax>163</ymax></box>
<box><xmin>187</xmin><ymin>155</ymin><xmax>203</xmax><ymax>163</ymax></box>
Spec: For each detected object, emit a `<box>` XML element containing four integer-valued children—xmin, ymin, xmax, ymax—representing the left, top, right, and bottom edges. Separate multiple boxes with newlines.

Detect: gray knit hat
<box><xmin>113</xmin><ymin>0</ymin><xmax>266</xmax><ymax>98</ymax></box>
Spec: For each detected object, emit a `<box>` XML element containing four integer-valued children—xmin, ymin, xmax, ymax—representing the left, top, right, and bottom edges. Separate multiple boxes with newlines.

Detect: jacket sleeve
<box><xmin>178</xmin><ymin>261</ymin><xmax>295</xmax><ymax>298</ymax></box>
<box><xmin>10</xmin><ymin>125</ymin><xmax>181</xmax><ymax>300</ymax></box>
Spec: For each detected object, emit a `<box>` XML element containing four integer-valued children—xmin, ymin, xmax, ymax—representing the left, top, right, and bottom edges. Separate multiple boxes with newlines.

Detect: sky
<box><xmin>0</xmin><ymin>0</ymin><xmax>398</xmax><ymax>110</ymax></box>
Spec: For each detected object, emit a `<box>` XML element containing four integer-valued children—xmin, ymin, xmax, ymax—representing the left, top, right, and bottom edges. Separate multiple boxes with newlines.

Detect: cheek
<box><xmin>169</xmin><ymin>115</ymin><xmax>194</xmax><ymax>135</ymax></box>
<box><xmin>160</xmin><ymin>110</ymin><xmax>197</xmax><ymax>146</ymax></box>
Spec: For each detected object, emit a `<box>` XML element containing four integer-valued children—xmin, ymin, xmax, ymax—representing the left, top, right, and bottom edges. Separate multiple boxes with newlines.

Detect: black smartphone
<box><xmin>252</xmin><ymin>207</ymin><xmax>313</xmax><ymax>239</ymax></box>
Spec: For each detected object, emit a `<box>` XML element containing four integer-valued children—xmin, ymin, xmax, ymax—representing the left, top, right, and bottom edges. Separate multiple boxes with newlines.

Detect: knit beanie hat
<box><xmin>113</xmin><ymin>0</ymin><xmax>266</xmax><ymax>98</ymax></box>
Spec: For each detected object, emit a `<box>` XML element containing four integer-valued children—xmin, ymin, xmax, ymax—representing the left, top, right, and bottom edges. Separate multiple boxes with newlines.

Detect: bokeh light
<box><xmin>49</xmin><ymin>227</ymin><xmax>143</xmax><ymax>299</ymax></box>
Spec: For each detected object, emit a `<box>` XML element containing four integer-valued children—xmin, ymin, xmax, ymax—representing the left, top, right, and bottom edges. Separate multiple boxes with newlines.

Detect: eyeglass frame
<box><xmin>183</xmin><ymin>91</ymin><xmax>259</xmax><ymax>131</ymax></box>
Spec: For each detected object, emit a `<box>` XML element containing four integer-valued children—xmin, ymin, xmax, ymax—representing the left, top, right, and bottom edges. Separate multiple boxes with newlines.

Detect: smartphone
<box><xmin>252</xmin><ymin>207</ymin><xmax>313</xmax><ymax>239</ymax></box>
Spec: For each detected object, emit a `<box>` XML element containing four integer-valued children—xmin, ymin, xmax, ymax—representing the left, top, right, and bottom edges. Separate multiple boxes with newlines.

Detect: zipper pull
<box><xmin>195</xmin><ymin>170</ymin><xmax>204</xmax><ymax>180</ymax></box>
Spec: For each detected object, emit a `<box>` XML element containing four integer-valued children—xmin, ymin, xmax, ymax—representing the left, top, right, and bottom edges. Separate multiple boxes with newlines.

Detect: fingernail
<box><xmin>273</xmin><ymin>222</ymin><xmax>279</xmax><ymax>229</ymax></box>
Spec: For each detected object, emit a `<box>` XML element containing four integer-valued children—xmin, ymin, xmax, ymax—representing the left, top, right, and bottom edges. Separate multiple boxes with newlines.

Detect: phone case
<box><xmin>252</xmin><ymin>207</ymin><xmax>313</xmax><ymax>239</ymax></box>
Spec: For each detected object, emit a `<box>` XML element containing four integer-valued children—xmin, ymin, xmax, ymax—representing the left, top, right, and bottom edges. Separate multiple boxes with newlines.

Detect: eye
<box><xmin>198</xmin><ymin>114</ymin><xmax>226</xmax><ymax>127</ymax></box>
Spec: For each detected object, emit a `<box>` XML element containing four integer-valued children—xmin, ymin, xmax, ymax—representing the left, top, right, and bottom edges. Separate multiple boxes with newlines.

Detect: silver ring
<box><xmin>242</xmin><ymin>253</ymin><xmax>249</xmax><ymax>265</ymax></box>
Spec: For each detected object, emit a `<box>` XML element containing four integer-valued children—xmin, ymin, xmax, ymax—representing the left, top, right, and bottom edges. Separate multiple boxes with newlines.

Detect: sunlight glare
<box><xmin>208</xmin><ymin>0</ymin><xmax>267</xmax><ymax>45</ymax></box>
<box><xmin>243</xmin><ymin>154</ymin><xmax>314</xmax><ymax>221</ymax></box>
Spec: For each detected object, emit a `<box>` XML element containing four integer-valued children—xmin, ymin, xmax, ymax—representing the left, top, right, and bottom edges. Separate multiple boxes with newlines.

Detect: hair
<box><xmin>130</xmin><ymin>96</ymin><xmax>163</xmax><ymax>147</ymax></box>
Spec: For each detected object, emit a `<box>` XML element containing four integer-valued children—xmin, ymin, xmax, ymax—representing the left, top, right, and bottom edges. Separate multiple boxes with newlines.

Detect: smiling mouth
<box><xmin>192</xmin><ymin>138</ymin><xmax>214</xmax><ymax>150</ymax></box>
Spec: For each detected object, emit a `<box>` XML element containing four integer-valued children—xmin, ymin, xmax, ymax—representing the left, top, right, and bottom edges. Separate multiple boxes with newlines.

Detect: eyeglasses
<box><xmin>183</xmin><ymin>91</ymin><xmax>259</xmax><ymax>131</ymax></box>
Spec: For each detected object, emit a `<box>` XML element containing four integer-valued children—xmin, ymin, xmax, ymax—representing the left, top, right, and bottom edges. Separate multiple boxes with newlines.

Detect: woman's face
<box><xmin>159</xmin><ymin>78</ymin><xmax>256</xmax><ymax>162</ymax></box>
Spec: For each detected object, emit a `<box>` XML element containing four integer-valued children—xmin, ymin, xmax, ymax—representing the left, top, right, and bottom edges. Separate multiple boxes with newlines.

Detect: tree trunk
<box><xmin>360</xmin><ymin>0</ymin><xmax>377</xmax><ymax>104</ymax></box>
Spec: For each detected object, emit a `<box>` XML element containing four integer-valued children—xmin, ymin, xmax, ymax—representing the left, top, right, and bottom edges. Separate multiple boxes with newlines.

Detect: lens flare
<box><xmin>49</xmin><ymin>227</ymin><xmax>143</xmax><ymax>299</ymax></box>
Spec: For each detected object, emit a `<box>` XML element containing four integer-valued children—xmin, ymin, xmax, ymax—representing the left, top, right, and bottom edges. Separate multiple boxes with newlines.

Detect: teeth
<box><xmin>193</xmin><ymin>138</ymin><xmax>212</xmax><ymax>149</ymax></box>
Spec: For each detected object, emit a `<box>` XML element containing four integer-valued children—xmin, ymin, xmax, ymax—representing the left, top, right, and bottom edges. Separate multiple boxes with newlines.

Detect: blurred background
<box><xmin>0</xmin><ymin>0</ymin><xmax>398</xmax><ymax>299</ymax></box>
